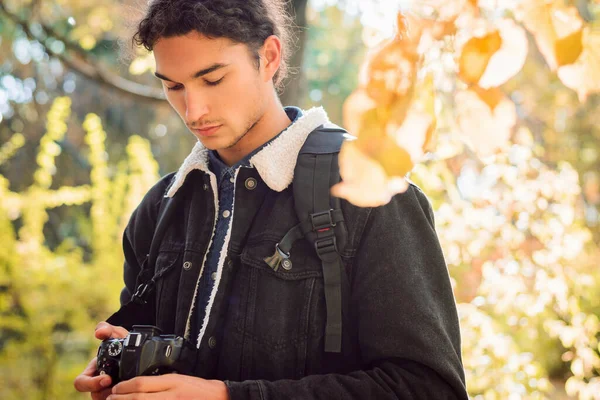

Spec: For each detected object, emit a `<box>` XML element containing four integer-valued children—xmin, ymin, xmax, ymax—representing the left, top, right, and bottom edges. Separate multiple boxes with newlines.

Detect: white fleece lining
<box><xmin>183</xmin><ymin>171</ymin><xmax>219</xmax><ymax>340</ymax></box>
<box><xmin>166</xmin><ymin>141</ymin><xmax>210</xmax><ymax>198</ymax></box>
<box><xmin>195</xmin><ymin>167</ymin><xmax>239</xmax><ymax>348</ymax></box>
<box><xmin>165</xmin><ymin>107</ymin><xmax>330</xmax><ymax>198</ymax></box>
<box><xmin>249</xmin><ymin>107</ymin><xmax>330</xmax><ymax>192</ymax></box>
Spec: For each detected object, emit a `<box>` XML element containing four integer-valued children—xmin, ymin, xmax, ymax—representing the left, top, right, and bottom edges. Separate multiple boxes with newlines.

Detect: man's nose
<box><xmin>185</xmin><ymin>90</ymin><xmax>209</xmax><ymax>124</ymax></box>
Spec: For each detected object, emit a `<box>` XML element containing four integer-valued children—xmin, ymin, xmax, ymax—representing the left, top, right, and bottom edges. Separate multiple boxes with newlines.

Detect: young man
<box><xmin>74</xmin><ymin>1</ymin><xmax>468</xmax><ymax>399</ymax></box>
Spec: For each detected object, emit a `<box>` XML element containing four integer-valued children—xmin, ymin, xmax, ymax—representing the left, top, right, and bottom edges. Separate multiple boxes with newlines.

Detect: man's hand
<box><xmin>73</xmin><ymin>322</ymin><xmax>129</xmax><ymax>400</ymax></box>
<box><xmin>107</xmin><ymin>374</ymin><xmax>230</xmax><ymax>400</ymax></box>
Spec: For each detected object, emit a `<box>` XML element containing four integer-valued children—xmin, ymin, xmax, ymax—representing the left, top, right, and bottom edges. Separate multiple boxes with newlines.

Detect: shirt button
<box><xmin>222</xmin><ymin>210</ymin><xmax>231</xmax><ymax>218</ymax></box>
<box><xmin>229</xmin><ymin>176</ymin><xmax>235</xmax><ymax>184</ymax></box>
<box><xmin>245</xmin><ymin>177</ymin><xmax>257</xmax><ymax>190</ymax></box>
<box><xmin>208</xmin><ymin>336</ymin><xmax>217</xmax><ymax>349</ymax></box>
<box><xmin>211</xmin><ymin>271</ymin><xmax>217</xmax><ymax>280</ymax></box>
<box><xmin>183</xmin><ymin>261</ymin><xmax>192</xmax><ymax>270</ymax></box>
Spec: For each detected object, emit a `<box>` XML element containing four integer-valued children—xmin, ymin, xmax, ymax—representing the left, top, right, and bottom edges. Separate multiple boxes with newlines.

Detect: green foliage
<box><xmin>0</xmin><ymin>97</ymin><xmax>159</xmax><ymax>399</ymax></box>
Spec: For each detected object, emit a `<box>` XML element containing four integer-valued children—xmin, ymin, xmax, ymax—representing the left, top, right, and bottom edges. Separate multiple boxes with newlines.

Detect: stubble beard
<box><xmin>224</xmin><ymin>103</ymin><xmax>265</xmax><ymax>150</ymax></box>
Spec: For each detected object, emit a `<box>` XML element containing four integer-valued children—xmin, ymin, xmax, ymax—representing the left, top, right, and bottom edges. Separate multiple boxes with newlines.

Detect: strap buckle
<box><xmin>310</xmin><ymin>209</ymin><xmax>336</xmax><ymax>232</ymax></box>
<box><xmin>132</xmin><ymin>281</ymin><xmax>155</xmax><ymax>305</ymax></box>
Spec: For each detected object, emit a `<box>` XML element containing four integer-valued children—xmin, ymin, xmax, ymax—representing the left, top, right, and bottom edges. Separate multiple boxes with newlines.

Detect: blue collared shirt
<box><xmin>191</xmin><ymin>107</ymin><xmax>303</xmax><ymax>343</ymax></box>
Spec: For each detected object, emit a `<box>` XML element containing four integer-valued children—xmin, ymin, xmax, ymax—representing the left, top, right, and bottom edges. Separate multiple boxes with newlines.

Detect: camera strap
<box><xmin>107</xmin><ymin>187</ymin><xmax>183</xmax><ymax>330</ymax></box>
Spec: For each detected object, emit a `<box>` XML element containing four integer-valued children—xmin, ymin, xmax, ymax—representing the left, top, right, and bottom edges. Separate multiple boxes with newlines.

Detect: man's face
<box><xmin>153</xmin><ymin>32</ymin><xmax>269</xmax><ymax>150</ymax></box>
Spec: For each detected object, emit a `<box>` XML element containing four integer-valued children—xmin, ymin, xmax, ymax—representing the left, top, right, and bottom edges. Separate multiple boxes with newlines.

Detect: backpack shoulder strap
<box><xmin>264</xmin><ymin>123</ymin><xmax>349</xmax><ymax>353</ymax></box>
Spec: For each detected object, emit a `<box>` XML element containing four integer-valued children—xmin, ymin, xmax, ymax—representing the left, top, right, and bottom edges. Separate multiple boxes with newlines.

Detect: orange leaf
<box><xmin>331</xmin><ymin>141</ymin><xmax>409</xmax><ymax>207</ymax></box>
<box><xmin>361</xmin><ymin>34</ymin><xmax>419</xmax><ymax>107</ymax></box>
<box><xmin>342</xmin><ymin>90</ymin><xmax>378</xmax><ymax>135</ymax></box>
<box><xmin>354</xmin><ymin>116</ymin><xmax>414</xmax><ymax>177</ymax></box>
<box><xmin>477</xmin><ymin>19</ymin><xmax>528</xmax><ymax>89</ymax></box>
<box><xmin>389</xmin><ymin>74</ymin><xmax>437</xmax><ymax>163</ymax></box>
<box><xmin>455</xmin><ymin>87</ymin><xmax>517</xmax><ymax>157</ymax></box>
<box><xmin>458</xmin><ymin>29</ymin><xmax>502</xmax><ymax>86</ymax></box>
<box><xmin>519</xmin><ymin>1</ymin><xmax>584</xmax><ymax>70</ymax></box>
<box><xmin>557</xmin><ymin>28</ymin><xmax>600</xmax><ymax>102</ymax></box>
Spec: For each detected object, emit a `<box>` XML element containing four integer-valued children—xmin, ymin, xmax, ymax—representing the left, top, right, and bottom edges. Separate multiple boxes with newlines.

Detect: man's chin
<box><xmin>193</xmin><ymin>135</ymin><xmax>235</xmax><ymax>152</ymax></box>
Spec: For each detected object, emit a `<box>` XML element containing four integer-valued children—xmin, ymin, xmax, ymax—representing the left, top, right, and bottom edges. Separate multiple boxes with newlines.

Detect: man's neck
<box><xmin>218</xmin><ymin>104</ymin><xmax>292</xmax><ymax>166</ymax></box>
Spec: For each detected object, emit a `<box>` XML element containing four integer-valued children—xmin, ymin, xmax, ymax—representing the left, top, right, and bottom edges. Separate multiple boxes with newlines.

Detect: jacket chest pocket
<box><xmin>237</xmin><ymin>237</ymin><xmax>325</xmax><ymax>379</ymax></box>
<box><xmin>154</xmin><ymin>250</ymin><xmax>184</xmax><ymax>334</ymax></box>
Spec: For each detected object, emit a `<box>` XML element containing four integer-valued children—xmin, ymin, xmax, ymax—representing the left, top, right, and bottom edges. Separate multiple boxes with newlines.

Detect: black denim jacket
<box><xmin>117</xmin><ymin>109</ymin><xmax>468</xmax><ymax>399</ymax></box>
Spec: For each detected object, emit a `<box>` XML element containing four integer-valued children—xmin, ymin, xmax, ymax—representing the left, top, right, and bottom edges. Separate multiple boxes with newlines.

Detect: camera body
<box><xmin>96</xmin><ymin>325</ymin><xmax>196</xmax><ymax>384</ymax></box>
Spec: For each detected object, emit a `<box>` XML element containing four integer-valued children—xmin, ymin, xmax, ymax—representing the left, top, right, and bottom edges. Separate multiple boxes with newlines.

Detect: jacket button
<box><xmin>282</xmin><ymin>259</ymin><xmax>293</xmax><ymax>270</ymax></box>
<box><xmin>203</xmin><ymin>184</ymin><xmax>209</xmax><ymax>191</ymax></box>
<box><xmin>245</xmin><ymin>177</ymin><xmax>257</xmax><ymax>190</ymax></box>
<box><xmin>208</xmin><ymin>336</ymin><xmax>217</xmax><ymax>349</ymax></box>
<box><xmin>183</xmin><ymin>261</ymin><xmax>192</xmax><ymax>270</ymax></box>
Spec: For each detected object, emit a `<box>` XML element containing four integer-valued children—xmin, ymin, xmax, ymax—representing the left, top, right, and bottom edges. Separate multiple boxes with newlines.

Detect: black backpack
<box><xmin>108</xmin><ymin>124</ymin><xmax>349</xmax><ymax>353</ymax></box>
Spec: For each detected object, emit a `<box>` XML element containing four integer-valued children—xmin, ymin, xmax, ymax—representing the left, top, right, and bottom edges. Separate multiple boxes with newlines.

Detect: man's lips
<box><xmin>191</xmin><ymin>125</ymin><xmax>222</xmax><ymax>137</ymax></box>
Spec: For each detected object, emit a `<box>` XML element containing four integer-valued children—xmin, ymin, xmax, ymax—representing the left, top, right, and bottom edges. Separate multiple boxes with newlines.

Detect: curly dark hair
<box><xmin>131</xmin><ymin>0</ymin><xmax>295</xmax><ymax>89</ymax></box>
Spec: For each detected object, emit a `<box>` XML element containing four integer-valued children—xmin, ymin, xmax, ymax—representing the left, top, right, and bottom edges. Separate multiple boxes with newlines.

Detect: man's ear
<box><xmin>260</xmin><ymin>35</ymin><xmax>282</xmax><ymax>83</ymax></box>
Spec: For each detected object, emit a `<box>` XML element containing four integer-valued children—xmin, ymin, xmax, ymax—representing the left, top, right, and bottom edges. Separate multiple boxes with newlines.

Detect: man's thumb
<box><xmin>95</xmin><ymin>322</ymin><xmax>128</xmax><ymax>340</ymax></box>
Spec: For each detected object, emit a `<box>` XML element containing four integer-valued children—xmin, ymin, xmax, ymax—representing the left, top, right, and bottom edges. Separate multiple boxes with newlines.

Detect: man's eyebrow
<box><xmin>154</xmin><ymin>63</ymin><xmax>229</xmax><ymax>82</ymax></box>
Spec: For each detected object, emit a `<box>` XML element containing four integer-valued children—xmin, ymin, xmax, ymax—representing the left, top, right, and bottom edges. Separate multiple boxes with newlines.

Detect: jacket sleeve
<box><xmin>225</xmin><ymin>184</ymin><xmax>468</xmax><ymax>399</ymax></box>
<box><xmin>119</xmin><ymin>173</ymin><xmax>176</xmax><ymax>306</ymax></box>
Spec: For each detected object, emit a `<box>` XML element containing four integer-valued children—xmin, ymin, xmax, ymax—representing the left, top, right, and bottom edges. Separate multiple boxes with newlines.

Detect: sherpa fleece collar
<box><xmin>166</xmin><ymin>107</ymin><xmax>330</xmax><ymax>197</ymax></box>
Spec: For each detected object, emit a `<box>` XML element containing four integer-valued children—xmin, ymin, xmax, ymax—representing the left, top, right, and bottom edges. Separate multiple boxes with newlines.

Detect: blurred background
<box><xmin>0</xmin><ymin>0</ymin><xmax>599</xmax><ymax>398</ymax></box>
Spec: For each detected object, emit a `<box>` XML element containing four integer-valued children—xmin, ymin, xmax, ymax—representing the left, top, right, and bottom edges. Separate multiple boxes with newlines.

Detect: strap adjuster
<box><xmin>310</xmin><ymin>210</ymin><xmax>336</xmax><ymax>232</ymax></box>
<box><xmin>314</xmin><ymin>236</ymin><xmax>338</xmax><ymax>258</ymax></box>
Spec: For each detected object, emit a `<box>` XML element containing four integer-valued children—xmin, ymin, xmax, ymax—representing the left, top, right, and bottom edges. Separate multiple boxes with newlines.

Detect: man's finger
<box><xmin>73</xmin><ymin>358</ymin><xmax>112</xmax><ymax>392</ymax></box>
<box><xmin>112</xmin><ymin>375</ymin><xmax>174</xmax><ymax>394</ymax></box>
<box><xmin>108</xmin><ymin>392</ymin><xmax>166</xmax><ymax>400</ymax></box>
<box><xmin>95</xmin><ymin>322</ymin><xmax>129</xmax><ymax>340</ymax></box>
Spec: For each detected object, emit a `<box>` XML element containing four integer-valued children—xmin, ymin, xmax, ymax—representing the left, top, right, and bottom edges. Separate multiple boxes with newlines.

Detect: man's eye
<box><xmin>166</xmin><ymin>84</ymin><xmax>183</xmax><ymax>91</ymax></box>
<box><xmin>205</xmin><ymin>77</ymin><xmax>224</xmax><ymax>87</ymax></box>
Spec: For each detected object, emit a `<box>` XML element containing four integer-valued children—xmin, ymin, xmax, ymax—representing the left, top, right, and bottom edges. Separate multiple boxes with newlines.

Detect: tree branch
<box><xmin>0</xmin><ymin>1</ymin><xmax>166</xmax><ymax>103</ymax></box>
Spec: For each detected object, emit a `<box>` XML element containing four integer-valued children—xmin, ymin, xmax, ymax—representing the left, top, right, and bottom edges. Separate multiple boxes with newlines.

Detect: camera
<box><xmin>96</xmin><ymin>325</ymin><xmax>196</xmax><ymax>384</ymax></box>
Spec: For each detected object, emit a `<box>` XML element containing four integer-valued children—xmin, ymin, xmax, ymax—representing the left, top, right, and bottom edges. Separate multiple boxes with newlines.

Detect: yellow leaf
<box><xmin>557</xmin><ymin>28</ymin><xmax>600</xmax><ymax>102</ymax></box>
<box><xmin>519</xmin><ymin>1</ymin><xmax>584</xmax><ymax>70</ymax></box>
<box><xmin>331</xmin><ymin>141</ymin><xmax>409</xmax><ymax>207</ymax></box>
<box><xmin>455</xmin><ymin>87</ymin><xmax>516</xmax><ymax>157</ymax></box>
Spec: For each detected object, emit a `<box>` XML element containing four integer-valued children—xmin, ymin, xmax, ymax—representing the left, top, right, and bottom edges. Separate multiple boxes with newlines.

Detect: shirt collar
<box><xmin>166</xmin><ymin>106</ymin><xmax>330</xmax><ymax>198</ymax></box>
